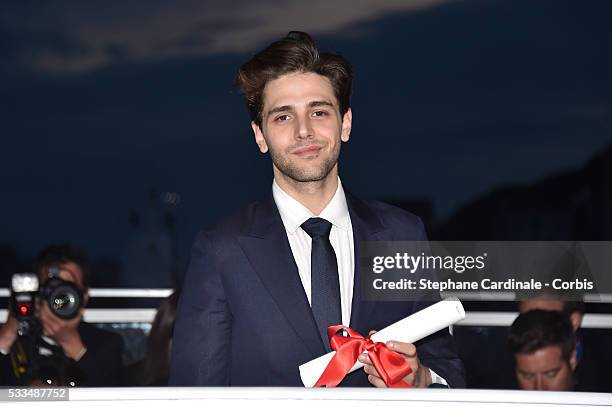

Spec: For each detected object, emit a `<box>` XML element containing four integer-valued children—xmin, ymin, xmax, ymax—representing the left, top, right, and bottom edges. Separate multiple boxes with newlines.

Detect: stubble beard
<box><xmin>268</xmin><ymin>142</ymin><xmax>340</xmax><ymax>183</ymax></box>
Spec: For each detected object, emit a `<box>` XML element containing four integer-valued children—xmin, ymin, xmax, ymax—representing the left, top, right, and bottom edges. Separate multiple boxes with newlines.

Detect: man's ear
<box><xmin>251</xmin><ymin>121</ymin><xmax>268</xmax><ymax>153</ymax></box>
<box><xmin>569</xmin><ymin>311</ymin><xmax>583</xmax><ymax>333</ymax></box>
<box><xmin>569</xmin><ymin>348</ymin><xmax>577</xmax><ymax>371</ymax></box>
<box><xmin>341</xmin><ymin>108</ymin><xmax>352</xmax><ymax>142</ymax></box>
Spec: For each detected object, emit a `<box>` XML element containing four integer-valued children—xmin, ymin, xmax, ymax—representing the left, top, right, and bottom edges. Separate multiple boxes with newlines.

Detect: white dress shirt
<box><xmin>272</xmin><ymin>177</ymin><xmax>449</xmax><ymax>387</ymax></box>
<box><xmin>272</xmin><ymin>177</ymin><xmax>354</xmax><ymax>327</ymax></box>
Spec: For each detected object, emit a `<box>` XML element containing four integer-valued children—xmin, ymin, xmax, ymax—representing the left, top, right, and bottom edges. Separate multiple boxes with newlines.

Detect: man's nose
<box><xmin>535</xmin><ymin>375</ymin><xmax>545</xmax><ymax>390</ymax></box>
<box><xmin>295</xmin><ymin>115</ymin><xmax>314</xmax><ymax>139</ymax></box>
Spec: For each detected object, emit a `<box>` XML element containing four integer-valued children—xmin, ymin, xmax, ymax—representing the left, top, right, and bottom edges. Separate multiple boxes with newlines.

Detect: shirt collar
<box><xmin>272</xmin><ymin>177</ymin><xmax>350</xmax><ymax>235</ymax></box>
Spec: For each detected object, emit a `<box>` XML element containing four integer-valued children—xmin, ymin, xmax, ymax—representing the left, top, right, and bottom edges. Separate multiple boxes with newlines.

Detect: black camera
<box><xmin>39</xmin><ymin>267</ymin><xmax>84</xmax><ymax>320</ymax></box>
<box><xmin>8</xmin><ymin>267</ymin><xmax>85</xmax><ymax>386</ymax></box>
<box><xmin>11</xmin><ymin>267</ymin><xmax>83</xmax><ymax>322</ymax></box>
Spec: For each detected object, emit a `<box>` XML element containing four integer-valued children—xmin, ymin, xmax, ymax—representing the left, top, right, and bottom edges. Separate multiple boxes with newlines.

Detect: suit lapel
<box><xmin>347</xmin><ymin>193</ymin><xmax>394</xmax><ymax>329</ymax></box>
<box><xmin>238</xmin><ymin>196</ymin><xmax>325</xmax><ymax>358</ymax></box>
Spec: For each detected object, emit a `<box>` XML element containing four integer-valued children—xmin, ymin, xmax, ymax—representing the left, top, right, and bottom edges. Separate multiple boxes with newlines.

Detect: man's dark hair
<box><xmin>141</xmin><ymin>290</ymin><xmax>180</xmax><ymax>385</ymax></box>
<box><xmin>235</xmin><ymin>31</ymin><xmax>352</xmax><ymax>128</ymax></box>
<box><xmin>508</xmin><ymin>310</ymin><xmax>576</xmax><ymax>362</ymax></box>
<box><xmin>521</xmin><ymin>288</ymin><xmax>585</xmax><ymax>317</ymax></box>
<box><xmin>35</xmin><ymin>245</ymin><xmax>91</xmax><ymax>290</ymax></box>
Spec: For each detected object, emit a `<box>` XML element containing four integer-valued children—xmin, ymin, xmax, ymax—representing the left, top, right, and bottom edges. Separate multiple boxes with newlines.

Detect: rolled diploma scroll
<box><xmin>299</xmin><ymin>298</ymin><xmax>465</xmax><ymax>387</ymax></box>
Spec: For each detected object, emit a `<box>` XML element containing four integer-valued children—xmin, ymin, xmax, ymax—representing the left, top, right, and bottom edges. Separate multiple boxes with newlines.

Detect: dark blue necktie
<box><xmin>301</xmin><ymin>217</ymin><xmax>342</xmax><ymax>352</ymax></box>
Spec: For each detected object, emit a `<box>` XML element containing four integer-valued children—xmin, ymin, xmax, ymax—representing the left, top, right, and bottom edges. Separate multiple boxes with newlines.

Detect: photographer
<box><xmin>508</xmin><ymin>310</ymin><xmax>577</xmax><ymax>391</ymax></box>
<box><xmin>0</xmin><ymin>245</ymin><xmax>124</xmax><ymax>386</ymax></box>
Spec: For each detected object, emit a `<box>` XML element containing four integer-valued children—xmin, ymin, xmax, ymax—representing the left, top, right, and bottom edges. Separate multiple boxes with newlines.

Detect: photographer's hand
<box><xmin>39</xmin><ymin>302</ymin><xmax>85</xmax><ymax>360</ymax></box>
<box><xmin>0</xmin><ymin>315</ymin><xmax>18</xmax><ymax>352</ymax></box>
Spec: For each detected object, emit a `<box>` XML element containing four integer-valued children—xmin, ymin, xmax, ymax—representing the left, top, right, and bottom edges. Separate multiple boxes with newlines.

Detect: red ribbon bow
<box><xmin>314</xmin><ymin>325</ymin><xmax>413</xmax><ymax>388</ymax></box>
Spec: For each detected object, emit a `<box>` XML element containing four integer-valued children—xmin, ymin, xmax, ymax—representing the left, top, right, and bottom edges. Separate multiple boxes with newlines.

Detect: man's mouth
<box><xmin>292</xmin><ymin>145</ymin><xmax>323</xmax><ymax>157</ymax></box>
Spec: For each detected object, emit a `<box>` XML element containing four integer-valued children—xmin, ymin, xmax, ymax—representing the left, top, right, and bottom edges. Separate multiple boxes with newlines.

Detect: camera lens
<box><xmin>53</xmin><ymin>292</ymin><xmax>75</xmax><ymax>310</ymax></box>
<box><xmin>46</xmin><ymin>283</ymin><xmax>82</xmax><ymax>320</ymax></box>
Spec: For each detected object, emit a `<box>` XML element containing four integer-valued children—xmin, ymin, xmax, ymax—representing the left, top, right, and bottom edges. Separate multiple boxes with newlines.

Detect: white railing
<box><xmin>0</xmin><ymin>288</ymin><xmax>173</xmax><ymax>298</ymax></box>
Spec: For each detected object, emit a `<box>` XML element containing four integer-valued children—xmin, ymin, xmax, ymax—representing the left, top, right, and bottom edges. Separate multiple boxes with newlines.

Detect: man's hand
<box><xmin>38</xmin><ymin>301</ymin><xmax>85</xmax><ymax>360</ymax></box>
<box><xmin>358</xmin><ymin>338</ymin><xmax>433</xmax><ymax>388</ymax></box>
<box><xmin>0</xmin><ymin>314</ymin><xmax>18</xmax><ymax>352</ymax></box>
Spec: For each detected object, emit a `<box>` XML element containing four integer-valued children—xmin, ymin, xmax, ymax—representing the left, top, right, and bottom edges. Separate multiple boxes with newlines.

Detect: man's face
<box><xmin>515</xmin><ymin>345</ymin><xmax>576</xmax><ymax>391</ymax></box>
<box><xmin>252</xmin><ymin>72</ymin><xmax>352</xmax><ymax>183</ymax></box>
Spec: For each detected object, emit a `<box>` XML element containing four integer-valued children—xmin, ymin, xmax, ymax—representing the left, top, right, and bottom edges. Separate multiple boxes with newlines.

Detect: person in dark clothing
<box><xmin>0</xmin><ymin>245</ymin><xmax>123</xmax><ymax>386</ymax></box>
<box><xmin>519</xmin><ymin>296</ymin><xmax>610</xmax><ymax>392</ymax></box>
<box><xmin>170</xmin><ymin>31</ymin><xmax>464</xmax><ymax>388</ymax></box>
<box><xmin>508</xmin><ymin>310</ymin><xmax>577</xmax><ymax>391</ymax></box>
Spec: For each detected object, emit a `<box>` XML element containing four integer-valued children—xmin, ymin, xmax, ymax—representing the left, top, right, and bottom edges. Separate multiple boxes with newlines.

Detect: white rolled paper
<box><xmin>299</xmin><ymin>298</ymin><xmax>465</xmax><ymax>387</ymax></box>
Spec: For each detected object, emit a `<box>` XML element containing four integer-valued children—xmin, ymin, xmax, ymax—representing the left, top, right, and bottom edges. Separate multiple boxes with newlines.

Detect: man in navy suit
<box><xmin>169</xmin><ymin>31</ymin><xmax>464</xmax><ymax>388</ymax></box>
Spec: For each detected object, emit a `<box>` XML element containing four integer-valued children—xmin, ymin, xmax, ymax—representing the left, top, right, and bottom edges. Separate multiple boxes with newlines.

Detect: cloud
<box><xmin>0</xmin><ymin>0</ymin><xmax>452</xmax><ymax>74</ymax></box>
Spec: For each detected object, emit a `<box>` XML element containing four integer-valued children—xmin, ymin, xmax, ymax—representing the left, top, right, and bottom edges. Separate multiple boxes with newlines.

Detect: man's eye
<box><xmin>312</xmin><ymin>110</ymin><xmax>328</xmax><ymax>117</ymax></box>
<box><xmin>275</xmin><ymin>115</ymin><xmax>290</xmax><ymax>121</ymax></box>
<box><xmin>520</xmin><ymin>373</ymin><xmax>534</xmax><ymax>380</ymax></box>
<box><xmin>546</xmin><ymin>370</ymin><xmax>559</xmax><ymax>378</ymax></box>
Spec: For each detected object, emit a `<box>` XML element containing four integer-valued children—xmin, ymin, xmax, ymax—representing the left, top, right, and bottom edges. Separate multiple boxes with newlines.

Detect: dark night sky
<box><xmin>1</xmin><ymin>0</ymin><xmax>611</xmax><ymax>283</ymax></box>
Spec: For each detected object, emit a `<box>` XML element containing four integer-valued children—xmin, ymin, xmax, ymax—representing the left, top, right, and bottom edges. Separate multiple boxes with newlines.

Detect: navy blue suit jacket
<box><xmin>169</xmin><ymin>193</ymin><xmax>465</xmax><ymax>387</ymax></box>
